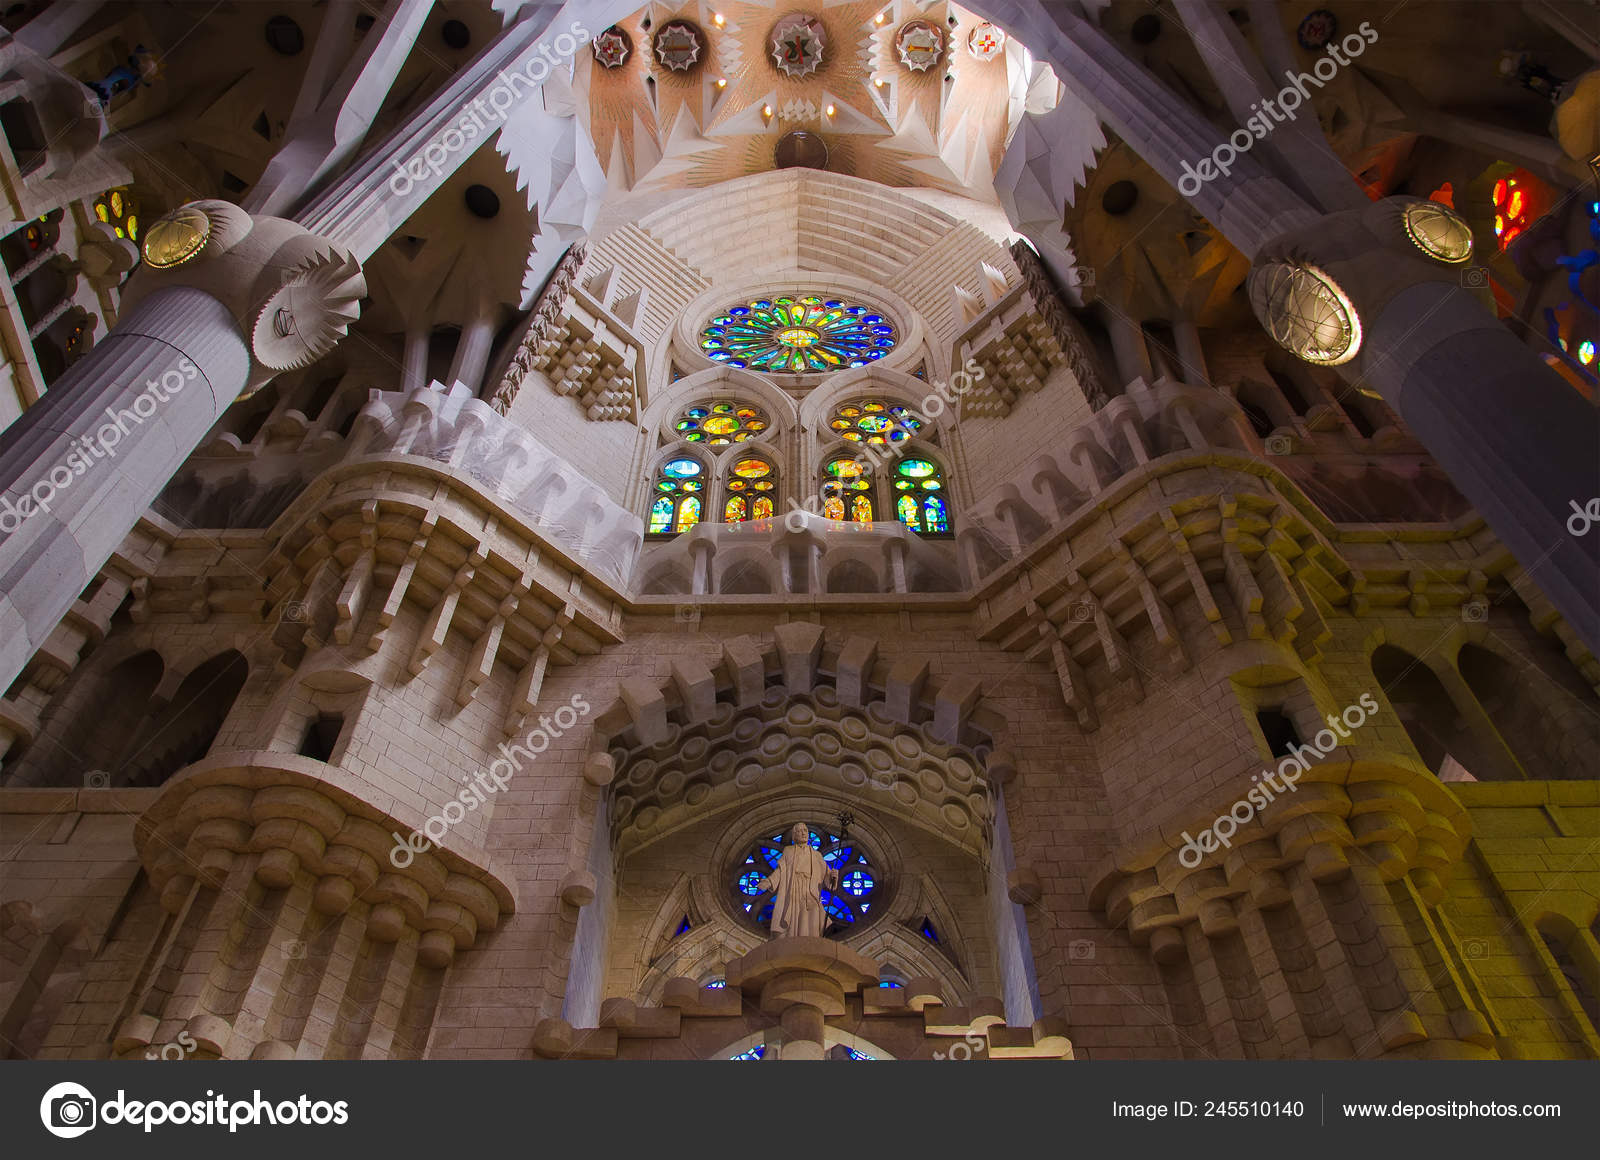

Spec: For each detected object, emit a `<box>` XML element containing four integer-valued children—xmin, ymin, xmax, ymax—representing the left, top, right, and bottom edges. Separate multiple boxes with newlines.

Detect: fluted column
<box><xmin>0</xmin><ymin>287</ymin><xmax>249</xmax><ymax>684</ymax></box>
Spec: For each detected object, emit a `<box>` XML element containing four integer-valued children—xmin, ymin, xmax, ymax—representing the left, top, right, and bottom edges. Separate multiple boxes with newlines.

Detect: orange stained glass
<box><xmin>752</xmin><ymin>496</ymin><xmax>774</xmax><ymax>520</ymax></box>
<box><xmin>851</xmin><ymin>495</ymin><xmax>873</xmax><ymax>524</ymax></box>
<box><xmin>725</xmin><ymin>496</ymin><xmax>747</xmax><ymax>522</ymax></box>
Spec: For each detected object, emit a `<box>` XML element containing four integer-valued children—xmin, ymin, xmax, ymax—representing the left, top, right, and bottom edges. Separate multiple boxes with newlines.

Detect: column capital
<box><xmin>122</xmin><ymin>200</ymin><xmax>366</xmax><ymax>399</ymax></box>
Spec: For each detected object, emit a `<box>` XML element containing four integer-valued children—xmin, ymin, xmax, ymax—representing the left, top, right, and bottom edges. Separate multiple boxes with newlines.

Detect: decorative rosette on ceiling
<box><xmin>770</xmin><ymin>13</ymin><xmax>825</xmax><ymax>78</ymax></box>
<box><xmin>652</xmin><ymin>21</ymin><xmax>703</xmax><ymax>72</ymax></box>
<box><xmin>895</xmin><ymin>20</ymin><xmax>943</xmax><ymax>72</ymax></box>
<box><xmin>592</xmin><ymin>26</ymin><xmax>631</xmax><ymax>68</ymax></box>
<box><xmin>968</xmin><ymin>22</ymin><xmax>1005</xmax><ymax>61</ymax></box>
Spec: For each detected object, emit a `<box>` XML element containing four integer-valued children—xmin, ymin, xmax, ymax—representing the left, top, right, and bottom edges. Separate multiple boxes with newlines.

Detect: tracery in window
<box><xmin>892</xmin><ymin>457</ymin><xmax>950</xmax><ymax>534</ymax></box>
<box><xmin>700</xmin><ymin>295</ymin><xmax>896</xmax><ymax>373</ymax></box>
<box><xmin>674</xmin><ymin>400</ymin><xmax>769</xmax><ymax>445</ymax></box>
<box><xmin>822</xmin><ymin>456</ymin><xmax>874</xmax><ymax>523</ymax></box>
<box><xmin>734</xmin><ymin>827</ymin><xmax>877</xmax><ymax>933</ymax></box>
<box><xmin>723</xmin><ymin>456</ymin><xmax>777</xmax><ymax>522</ymax></box>
<box><xmin>647</xmin><ymin>456</ymin><xmax>705</xmax><ymax>534</ymax></box>
<box><xmin>828</xmin><ymin>399</ymin><xmax>923</xmax><ymax>445</ymax></box>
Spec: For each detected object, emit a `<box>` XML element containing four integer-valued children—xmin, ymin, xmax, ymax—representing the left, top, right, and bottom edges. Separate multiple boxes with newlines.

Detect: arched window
<box><xmin>674</xmin><ymin>400</ymin><xmax>769</xmax><ymax>446</ymax></box>
<box><xmin>822</xmin><ymin>455</ymin><xmax>874</xmax><ymax>523</ymax></box>
<box><xmin>891</xmin><ymin>456</ymin><xmax>950</xmax><ymax>534</ymax></box>
<box><xmin>828</xmin><ymin>398</ymin><xmax>923</xmax><ymax>445</ymax></box>
<box><xmin>723</xmin><ymin>455</ymin><xmax>777</xmax><ymax>522</ymax></box>
<box><xmin>647</xmin><ymin>455</ymin><xmax>705</xmax><ymax>535</ymax></box>
<box><xmin>733</xmin><ymin>826</ymin><xmax>878</xmax><ymax>934</ymax></box>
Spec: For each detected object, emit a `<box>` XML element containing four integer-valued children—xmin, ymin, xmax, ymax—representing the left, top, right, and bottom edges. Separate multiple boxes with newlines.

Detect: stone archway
<box><xmin>543</xmin><ymin>625</ymin><xmax>1066</xmax><ymax>1060</ymax></box>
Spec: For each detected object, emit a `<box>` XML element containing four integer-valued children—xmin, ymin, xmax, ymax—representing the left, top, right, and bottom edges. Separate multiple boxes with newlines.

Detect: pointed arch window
<box><xmin>892</xmin><ymin>457</ymin><xmax>950</xmax><ymax>534</ymax></box>
<box><xmin>648</xmin><ymin>456</ymin><xmax>705</xmax><ymax>535</ymax></box>
<box><xmin>823</xmin><ymin>455</ymin><xmax>874</xmax><ymax>523</ymax></box>
<box><xmin>723</xmin><ymin>455</ymin><xmax>777</xmax><ymax>522</ymax></box>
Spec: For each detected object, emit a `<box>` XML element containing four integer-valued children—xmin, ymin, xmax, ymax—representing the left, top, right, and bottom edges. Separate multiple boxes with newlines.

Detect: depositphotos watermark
<box><xmin>390</xmin><ymin>692</ymin><xmax>591</xmax><ymax>868</ymax></box>
<box><xmin>1178</xmin><ymin>692</ymin><xmax>1380</xmax><ymax>868</ymax></box>
<box><xmin>0</xmin><ymin>358</ymin><xmax>199</xmax><ymax>537</ymax></box>
<box><xmin>388</xmin><ymin>22</ymin><xmax>592</xmax><ymax>196</ymax></box>
<box><xmin>785</xmin><ymin>359</ymin><xmax>985</xmax><ymax>532</ymax></box>
<box><xmin>40</xmin><ymin>1081</ymin><xmax>349</xmax><ymax>1138</ymax></box>
<box><xmin>1177</xmin><ymin>20</ymin><xmax>1378</xmax><ymax>195</ymax></box>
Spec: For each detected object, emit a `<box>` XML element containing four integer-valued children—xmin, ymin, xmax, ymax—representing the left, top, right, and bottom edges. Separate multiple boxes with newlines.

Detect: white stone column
<box><xmin>0</xmin><ymin>288</ymin><xmax>250</xmax><ymax>682</ymax></box>
<box><xmin>448</xmin><ymin>310</ymin><xmax>496</xmax><ymax>396</ymax></box>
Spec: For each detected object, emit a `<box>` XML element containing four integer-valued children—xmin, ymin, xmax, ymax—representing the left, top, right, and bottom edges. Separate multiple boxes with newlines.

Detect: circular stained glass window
<box><xmin>732</xmin><ymin>826</ymin><xmax>878</xmax><ymax>933</ymax></box>
<box><xmin>829</xmin><ymin>399</ymin><xmax>923</xmax><ymax>445</ymax></box>
<box><xmin>675</xmin><ymin>401</ymin><xmax>769</xmax><ymax>445</ymax></box>
<box><xmin>701</xmin><ymin>295</ymin><xmax>897</xmax><ymax>373</ymax></box>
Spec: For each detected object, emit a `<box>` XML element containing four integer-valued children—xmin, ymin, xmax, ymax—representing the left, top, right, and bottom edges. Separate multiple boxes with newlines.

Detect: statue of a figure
<box><xmin>758</xmin><ymin>823</ymin><xmax>839</xmax><ymax>938</ymax></box>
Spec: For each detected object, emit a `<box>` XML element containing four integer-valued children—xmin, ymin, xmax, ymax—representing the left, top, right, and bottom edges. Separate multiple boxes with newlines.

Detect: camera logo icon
<box><xmin>1264</xmin><ymin>433</ymin><xmax>1293</xmax><ymax>456</ymax></box>
<box><xmin>1461</xmin><ymin>599</ymin><xmax>1488</xmax><ymax>623</ymax></box>
<box><xmin>1069</xmin><ymin>939</ymin><xmax>1097</xmax><ymax>960</ymax></box>
<box><xmin>40</xmin><ymin>1081</ymin><xmax>97</xmax><ymax>1138</ymax></box>
<box><xmin>1460</xmin><ymin>267</ymin><xmax>1489</xmax><ymax>289</ymax></box>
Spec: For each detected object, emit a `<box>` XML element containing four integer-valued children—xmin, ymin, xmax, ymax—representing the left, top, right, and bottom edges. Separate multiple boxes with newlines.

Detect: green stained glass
<box><xmin>897</xmin><ymin>494</ymin><xmax>920</xmax><ymax>529</ymax></box>
<box><xmin>898</xmin><ymin>459</ymin><xmax>936</xmax><ymax>479</ymax></box>
<box><xmin>648</xmin><ymin>496</ymin><xmax>673</xmax><ymax>533</ymax></box>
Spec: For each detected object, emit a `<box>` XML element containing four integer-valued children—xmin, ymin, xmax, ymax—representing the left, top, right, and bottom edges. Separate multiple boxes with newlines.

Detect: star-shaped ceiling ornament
<box><xmin>593</xmin><ymin>26</ymin><xmax>632</xmax><ymax>68</ymax></box>
<box><xmin>968</xmin><ymin>22</ymin><xmax>1005</xmax><ymax>61</ymax></box>
<box><xmin>770</xmin><ymin>13</ymin><xmax>825</xmax><ymax>78</ymax></box>
<box><xmin>895</xmin><ymin>20</ymin><xmax>943</xmax><ymax>73</ymax></box>
<box><xmin>652</xmin><ymin>21</ymin><xmax>703</xmax><ymax>72</ymax></box>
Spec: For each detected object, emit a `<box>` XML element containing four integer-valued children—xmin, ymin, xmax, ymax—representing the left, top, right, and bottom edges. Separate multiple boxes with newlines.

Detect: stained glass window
<box><xmin>700</xmin><ymin>296</ymin><xmax>896</xmax><ymax>373</ymax></box>
<box><xmin>892</xmin><ymin>458</ymin><xmax>950</xmax><ymax>534</ymax></box>
<box><xmin>705</xmin><ymin>978</ymin><xmax>727</xmax><ymax>989</ymax></box>
<box><xmin>823</xmin><ymin>456</ymin><xmax>874</xmax><ymax>523</ymax></box>
<box><xmin>730</xmin><ymin>1045</ymin><xmax>766</xmax><ymax>1060</ymax></box>
<box><xmin>648</xmin><ymin>456</ymin><xmax>705</xmax><ymax>535</ymax></box>
<box><xmin>734</xmin><ymin>827</ymin><xmax>877</xmax><ymax>934</ymax></box>
<box><xmin>675</xmin><ymin>400</ymin><xmax>769</xmax><ymax>445</ymax></box>
<box><xmin>723</xmin><ymin>457</ymin><xmax>776</xmax><ymax>523</ymax></box>
<box><xmin>829</xmin><ymin>400</ymin><xmax>923</xmax><ymax>445</ymax></box>
<box><xmin>93</xmin><ymin>186</ymin><xmax>140</xmax><ymax>243</ymax></box>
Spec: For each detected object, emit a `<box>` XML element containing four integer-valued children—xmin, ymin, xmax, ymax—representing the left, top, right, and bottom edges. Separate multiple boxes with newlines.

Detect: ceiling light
<box><xmin>716</xmin><ymin>77</ymin><xmax>727</xmax><ymax>87</ymax></box>
<box><xmin>826</xmin><ymin>103</ymin><xmax>835</xmax><ymax>116</ymax></box>
<box><xmin>713</xmin><ymin>12</ymin><xmax>725</xmax><ymax>26</ymax></box>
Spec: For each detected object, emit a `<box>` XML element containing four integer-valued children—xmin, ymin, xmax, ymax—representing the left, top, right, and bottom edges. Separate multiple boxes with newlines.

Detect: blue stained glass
<box><xmin>731</xmin><ymin>1045</ymin><xmax>765</xmax><ymax>1060</ymax></box>
<box><xmin>676</xmin><ymin>916</ymin><xmax>692</xmax><ymax>936</ymax></box>
<box><xmin>845</xmin><ymin>1048</ymin><xmax>874</xmax><ymax>1060</ymax></box>
<box><xmin>758</xmin><ymin>902</ymin><xmax>774</xmax><ymax>925</ymax></box>
<box><xmin>738</xmin><ymin>870</ymin><xmax>765</xmax><ymax>896</ymax></box>
<box><xmin>842</xmin><ymin>869</ymin><xmax>874</xmax><ymax>896</ymax></box>
<box><xmin>920</xmin><ymin>917</ymin><xmax>939</xmax><ymax>943</ymax></box>
<box><xmin>820</xmin><ymin>889</ymin><xmax>854</xmax><ymax>923</ymax></box>
<box><xmin>879</xmin><ymin>979</ymin><xmax>902</xmax><ymax>988</ymax></box>
<box><xmin>705</xmin><ymin>979</ymin><xmax>727</xmax><ymax>989</ymax></box>
<box><xmin>824</xmin><ymin>845</ymin><xmax>853</xmax><ymax>867</ymax></box>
